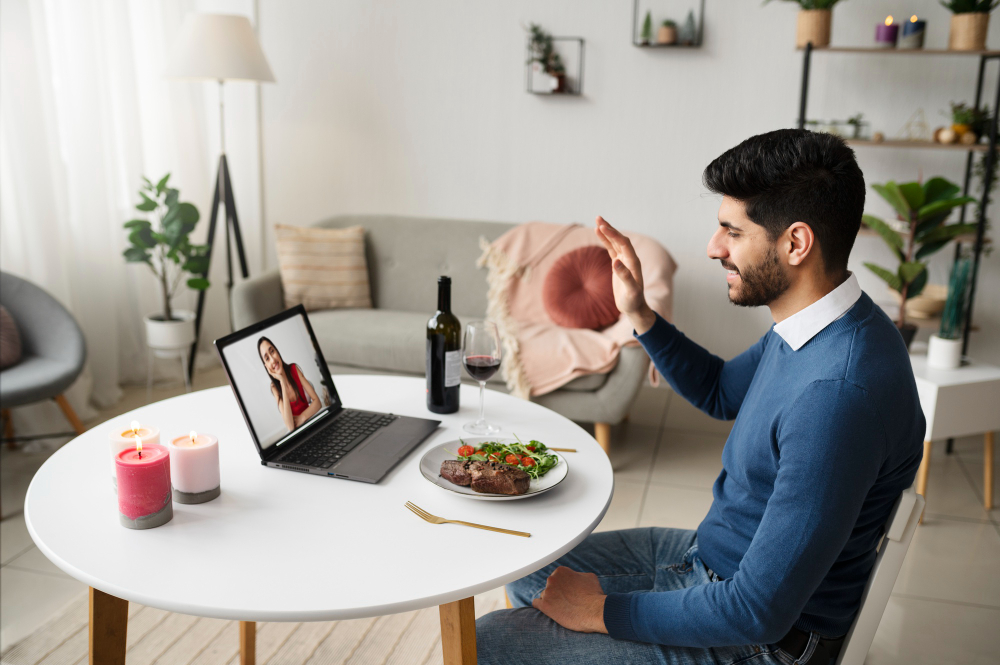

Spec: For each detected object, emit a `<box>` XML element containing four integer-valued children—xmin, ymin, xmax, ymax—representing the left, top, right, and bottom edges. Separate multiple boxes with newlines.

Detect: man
<box><xmin>475</xmin><ymin>129</ymin><xmax>925</xmax><ymax>665</ymax></box>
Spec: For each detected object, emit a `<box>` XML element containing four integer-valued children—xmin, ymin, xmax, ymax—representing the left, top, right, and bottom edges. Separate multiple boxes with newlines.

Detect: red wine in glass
<box><xmin>463</xmin><ymin>355</ymin><xmax>501</xmax><ymax>382</ymax></box>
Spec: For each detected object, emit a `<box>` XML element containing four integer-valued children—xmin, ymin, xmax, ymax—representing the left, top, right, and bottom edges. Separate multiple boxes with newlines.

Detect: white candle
<box><xmin>166</xmin><ymin>431</ymin><xmax>221</xmax><ymax>504</ymax></box>
<box><xmin>108</xmin><ymin>421</ymin><xmax>160</xmax><ymax>486</ymax></box>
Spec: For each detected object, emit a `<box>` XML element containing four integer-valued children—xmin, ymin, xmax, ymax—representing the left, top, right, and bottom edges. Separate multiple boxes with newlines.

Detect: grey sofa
<box><xmin>231</xmin><ymin>215</ymin><xmax>650</xmax><ymax>450</ymax></box>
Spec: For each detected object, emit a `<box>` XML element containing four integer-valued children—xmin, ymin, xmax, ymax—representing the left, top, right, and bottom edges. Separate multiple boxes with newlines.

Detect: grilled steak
<box><xmin>440</xmin><ymin>459</ymin><xmax>473</xmax><ymax>486</ymax></box>
<box><xmin>439</xmin><ymin>460</ymin><xmax>531</xmax><ymax>495</ymax></box>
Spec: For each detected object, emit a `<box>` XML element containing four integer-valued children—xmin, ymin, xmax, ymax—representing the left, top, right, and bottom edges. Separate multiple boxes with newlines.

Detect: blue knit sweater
<box><xmin>602</xmin><ymin>292</ymin><xmax>924</xmax><ymax>647</ymax></box>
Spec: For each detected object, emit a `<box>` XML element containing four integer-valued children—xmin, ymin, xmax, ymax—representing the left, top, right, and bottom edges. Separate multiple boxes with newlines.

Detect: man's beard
<box><xmin>723</xmin><ymin>247</ymin><xmax>790</xmax><ymax>307</ymax></box>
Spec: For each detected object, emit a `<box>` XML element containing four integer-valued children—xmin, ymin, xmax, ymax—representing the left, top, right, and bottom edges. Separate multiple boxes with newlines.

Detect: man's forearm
<box><xmin>628</xmin><ymin>304</ymin><xmax>658</xmax><ymax>336</ymax></box>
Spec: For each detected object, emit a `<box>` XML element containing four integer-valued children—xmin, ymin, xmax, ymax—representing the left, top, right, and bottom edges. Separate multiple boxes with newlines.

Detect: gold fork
<box><xmin>405</xmin><ymin>502</ymin><xmax>531</xmax><ymax>538</ymax></box>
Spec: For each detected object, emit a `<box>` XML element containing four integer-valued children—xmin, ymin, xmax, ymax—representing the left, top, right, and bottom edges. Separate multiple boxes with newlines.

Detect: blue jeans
<box><xmin>476</xmin><ymin>528</ymin><xmax>819</xmax><ymax>665</ymax></box>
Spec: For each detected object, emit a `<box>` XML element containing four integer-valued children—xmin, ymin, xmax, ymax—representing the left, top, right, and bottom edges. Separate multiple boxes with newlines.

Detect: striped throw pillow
<box><xmin>275</xmin><ymin>224</ymin><xmax>373</xmax><ymax>311</ymax></box>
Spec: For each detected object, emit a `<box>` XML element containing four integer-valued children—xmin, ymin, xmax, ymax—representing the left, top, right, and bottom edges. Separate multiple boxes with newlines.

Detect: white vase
<box><xmin>144</xmin><ymin>310</ymin><xmax>196</xmax><ymax>359</ymax></box>
<box><xmin>927</xmin><ymin>334</ymin><xmax>963</xmax><ymax>370</ymax></box>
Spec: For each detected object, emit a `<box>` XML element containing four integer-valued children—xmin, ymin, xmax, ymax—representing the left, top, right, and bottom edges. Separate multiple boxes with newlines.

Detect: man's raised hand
<box><xmin>595</xmin><ymin>216</ymin><xmax>656</xmax><ymax>334</ymax></box>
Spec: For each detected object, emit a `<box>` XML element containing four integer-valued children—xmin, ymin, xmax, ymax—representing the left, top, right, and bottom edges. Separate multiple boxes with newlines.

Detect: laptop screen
<box><xmin>218</xmin><ymin>308</ymin><xmax>339</xmax><ymax>451</ymax></box>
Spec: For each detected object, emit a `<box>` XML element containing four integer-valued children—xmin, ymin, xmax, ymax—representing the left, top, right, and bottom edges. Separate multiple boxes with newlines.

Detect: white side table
<box><xmin>910</xmin><ymin>355</ymin><xmax>1000</xmax><ymax>520</ymax></box>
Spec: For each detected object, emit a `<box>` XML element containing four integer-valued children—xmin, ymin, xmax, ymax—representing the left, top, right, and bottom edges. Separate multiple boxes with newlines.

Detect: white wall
<box><xmin>251</xmin><ymin>0</ymin><xmax>999</xmax><ymax>365</ymax></box>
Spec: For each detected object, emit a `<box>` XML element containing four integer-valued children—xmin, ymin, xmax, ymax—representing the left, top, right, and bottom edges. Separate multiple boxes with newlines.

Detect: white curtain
<box><xmin>0</xmin><ymin>0</ymin><xmax>229</xmax><ymax>435</ymax></box>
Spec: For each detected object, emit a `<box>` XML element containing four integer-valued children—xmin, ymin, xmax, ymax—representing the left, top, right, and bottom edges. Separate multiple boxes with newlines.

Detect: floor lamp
<box><xmin>164</xmin><ymin>13</ymin><xmax>275</xmax><ymax>381</ymax></box>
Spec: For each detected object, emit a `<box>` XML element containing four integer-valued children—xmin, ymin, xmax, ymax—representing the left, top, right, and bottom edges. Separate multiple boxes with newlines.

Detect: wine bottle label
<box><xmin>445</xmin><ymin>350</ymin><xmax>461</xmax><ymax>387</ymax></box>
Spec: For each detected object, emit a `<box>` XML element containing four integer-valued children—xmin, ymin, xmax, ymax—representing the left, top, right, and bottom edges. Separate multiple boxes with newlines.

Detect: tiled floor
<box><xmin>2</xmin><ymin>377</ymin><xmax>999</xmax><ymax>662</ymax></box>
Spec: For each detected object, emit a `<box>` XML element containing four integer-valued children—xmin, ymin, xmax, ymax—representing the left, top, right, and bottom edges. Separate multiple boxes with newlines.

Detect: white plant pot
<box><xmin>927</xmin><ymin>334</ymin><xmax>963</xmax><ymax>370</ymax></box>
<box><xmin>144</xmin><ymin>310</ymin><xmax>196</xmax><ymax>359</ymax></box>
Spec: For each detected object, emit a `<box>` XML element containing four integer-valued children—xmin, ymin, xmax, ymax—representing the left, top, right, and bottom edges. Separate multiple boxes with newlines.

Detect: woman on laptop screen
<box><xmin>258</xmin><ymin>336</ymin><xmax>321</xmax><ymax>432</ymax></box>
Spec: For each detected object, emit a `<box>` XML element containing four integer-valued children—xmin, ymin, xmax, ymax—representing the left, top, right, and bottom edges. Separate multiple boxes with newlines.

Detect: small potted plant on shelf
<box><xmin>949</xmin><ymin>101</ymin><xmax>991</xmax><ymax>142</ymax></box>
<box><xmin>928</xmin><ymin>254</ymin><xmax>973</xmax><ymax>368</ymax></box>
<box><xmin>765</xmin><ymin>0</ymin><xmax>846</xmax><ymax>48</ymax></box>
<box><xmin>658</xmin><ymin>19</ymin><xmax>678</xmax><ymax>45</ymax></box>
<box><xmin>861</xmin><ymin>177</ymin><xmax>976</xmax><ymax>348</ymax></box>
<box><xmin>527</xmin><ymin>24</ymin><xmax>567</xmax><ymax>93</ymax></box>
<box><xmin>943</xmin><ymin>0</ymin><xmax>998</xmax><ymax>51</ymax></box>
<box><xmin>640</xmin><ymin>11</ymin><xmax>654</xmax><ymax>45</ymax></box>
<box><xmin>123</xmin><ymin>174</ymin><xmax>209</xmax><ymax>358</ymax></box>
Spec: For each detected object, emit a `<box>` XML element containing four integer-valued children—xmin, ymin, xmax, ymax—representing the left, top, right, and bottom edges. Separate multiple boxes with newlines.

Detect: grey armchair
<box><xmin>0</xmin><ymin>272</ymin><xmax>88</xmax><ymax>445</ymax></box>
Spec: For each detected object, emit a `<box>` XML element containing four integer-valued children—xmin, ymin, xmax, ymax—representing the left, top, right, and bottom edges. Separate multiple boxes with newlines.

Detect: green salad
<box><xmin>455</xmin><ymin>436</ymin><xmax>559</xmax><ymax>480</ymax></box>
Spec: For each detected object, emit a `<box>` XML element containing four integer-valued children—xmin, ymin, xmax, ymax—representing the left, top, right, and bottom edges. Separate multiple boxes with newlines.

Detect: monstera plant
<box><xmin>862</xmin><ymin>177</ymin><xmax>976</xmax><ymax>337</ymax></box>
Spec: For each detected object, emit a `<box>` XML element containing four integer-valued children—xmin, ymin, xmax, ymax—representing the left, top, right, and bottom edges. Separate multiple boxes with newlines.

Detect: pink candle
<box><xmin>115</xmin><ymin>443</ymin><xmax>173</xmax><ymax>529</ymax></box>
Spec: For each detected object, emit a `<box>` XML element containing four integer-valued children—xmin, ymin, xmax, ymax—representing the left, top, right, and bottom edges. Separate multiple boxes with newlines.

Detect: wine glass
<box><xmin>462</xmin><ymin>321</ymin><xmax>502</xmax><ymax>435</ymax></box>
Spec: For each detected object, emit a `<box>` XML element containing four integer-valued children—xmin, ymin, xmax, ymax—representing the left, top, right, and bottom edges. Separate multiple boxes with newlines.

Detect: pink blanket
<box><xmin>478</xmin><ymin>222</ymin><xmax>676</xmax><ymax>398</ymax></box>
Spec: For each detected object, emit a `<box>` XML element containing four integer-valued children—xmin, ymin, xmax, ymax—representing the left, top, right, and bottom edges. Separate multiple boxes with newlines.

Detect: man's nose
<box><xmin>707</xmin><ymin>230</ymin><xmax>728</xmax><ymax>260</ymax></box>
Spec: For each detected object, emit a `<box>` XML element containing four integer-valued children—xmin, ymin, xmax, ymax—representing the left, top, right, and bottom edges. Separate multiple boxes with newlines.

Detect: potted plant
<box><xmin>928</xmin><ymin>255</ymin><xmax>972</xmax><ymax>368</ymax></box>
<box><xmin>861</xmin><ymin>177</ymin><xmax>976</xmax><ymax>347</ymax></box>
<box><xmin>640</xmin><ymin>11</ymin><xmax>654</xmax><ymax>45</ymax></box>
<box><xmin>766</xmin><ymin>0</ymin><xmax>847</xmax><ymax>49</ymax></box>
<box><xmin>949</xmin><ymin>101</ymin><xmax>991</xmax><ymax>141</ymax></box>
<box><xmin>943</xmin><ymin>0</ymin><xmax>998</xmax><ymax>51</ymax></box>
<box><xmin>527</xmin><ymin>24</ymin><xmax>567</xmax><ymax>93</ymax></box>
<box><xmin>658</xmin><ymin>20</ymin><xmax>678</xmax><ymax>45</ymax></box>
<box><xmin>123</xmin><ymin>174</ymin><xmax>209</xmax><ymax>357</ymax></box>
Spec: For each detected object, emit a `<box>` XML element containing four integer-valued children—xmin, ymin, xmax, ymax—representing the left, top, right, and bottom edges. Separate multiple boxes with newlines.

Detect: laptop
<box><xmin>214</xmin><ymin>305</ymin><xmax>441</xmax><ymax>483</ymax></box>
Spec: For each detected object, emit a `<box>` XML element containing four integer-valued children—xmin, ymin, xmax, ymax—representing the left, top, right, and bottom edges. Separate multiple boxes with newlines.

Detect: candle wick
<box><xmin>138</xmin><ymin>451</ymin><xmax>141</xmax><ymax>458</ymax></box>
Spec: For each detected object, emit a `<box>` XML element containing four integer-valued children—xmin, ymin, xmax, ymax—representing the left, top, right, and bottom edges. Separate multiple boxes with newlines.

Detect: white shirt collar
<box><xmin>772</xmin><ymin>272</ymin><xmax>862</xmax><ymax>351</ymax></box>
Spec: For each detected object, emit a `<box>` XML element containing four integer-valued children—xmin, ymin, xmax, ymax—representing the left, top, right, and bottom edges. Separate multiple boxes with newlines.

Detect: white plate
<box><xmin>419</xmin><ymin>437</ymin><xmax>569</xmax><ymax>501</ymax></box>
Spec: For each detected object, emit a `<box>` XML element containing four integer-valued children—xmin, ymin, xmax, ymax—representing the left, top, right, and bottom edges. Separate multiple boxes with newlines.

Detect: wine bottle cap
<box><xmin>438</xmin><ymin>276</ymin><xmax>451</xmax><ymax>284</ymax></box>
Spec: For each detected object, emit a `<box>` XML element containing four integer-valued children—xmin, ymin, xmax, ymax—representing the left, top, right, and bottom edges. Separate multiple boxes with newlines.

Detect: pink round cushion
<box><xmin>542</xmin><ymin>246</ymin><xmax>620</xmax><ymax>330</ymax></box>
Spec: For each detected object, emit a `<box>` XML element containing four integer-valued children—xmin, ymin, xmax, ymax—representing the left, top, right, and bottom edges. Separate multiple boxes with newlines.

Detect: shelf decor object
<box><xmin>928</xmin><ymin>255</ymin><xmax>973</xmax><ymax>369</ymax></box>
<box><xmin>875</xmin><ymin>16</ymin><xmax>899</xmax><ymax>48</ymax></box>
<box><xmin>796</xmin><ymin>45</ymin><xmax>999</xmax><ymax>355</ymax></box>
<box><xmin>764</xmin><ymin>0</ymin><xmax>847</xmax><ymax>48</ymax></box>
<box><xmin>900</xmin><ymin>15</ymin><xmax>926</xmax><ymax>49</ymax></box>
<box><xmin>525</xmin><ymin>25</ymin><xmax>584</xmax><ymax>96</ymax></box>
<box><xmin>632</xmin><ymin>0</ymin><xmax>705</xmax><ymax>48</ymax></box>
<box><xmin>943</xmin><ymin>0</ymin><xmax>997</xmax><ymax>51</ymax></box>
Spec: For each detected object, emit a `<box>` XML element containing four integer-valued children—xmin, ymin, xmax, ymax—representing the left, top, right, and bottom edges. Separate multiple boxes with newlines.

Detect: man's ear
<box><xmin>784</xmin><ymin>222</ymin><xmax>816</xmax><ymax>267</ymax></box>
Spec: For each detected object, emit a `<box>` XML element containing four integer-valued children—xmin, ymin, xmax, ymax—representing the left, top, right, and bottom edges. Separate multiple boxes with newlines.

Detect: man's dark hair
<box><xmin>703</xmin><ymin>129</ymin><xmax>866</xmax><ymax>275</ymax></box>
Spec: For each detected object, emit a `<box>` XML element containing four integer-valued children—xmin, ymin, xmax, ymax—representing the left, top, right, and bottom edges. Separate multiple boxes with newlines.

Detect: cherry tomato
<box><xmin>526</xmin><ymin>445</ymin><xmax>536</xmax><ymax>452</ymax></box>
<box><xmin>475</xmin><ymin>449</ymin><xmax>485</xmax><ymax>456</ymax></box>
<box><xmin>488</xmin><ymin>453</ymin><xmax>501</xmax><ymax>462</ymax></box>
<box><xmin>458</xmin><ymin>445</ymin><xmax>474</xmax><ymax>457</ymax></box>
<box><xmin>521</xmin><ymin>457</ymin><xmax>536</xmax><ymax>467</ymax></box>
<box><xmin>505</xmin><ymin>454</ymin><xmax>521</xmax><ymax>465</ymax></box>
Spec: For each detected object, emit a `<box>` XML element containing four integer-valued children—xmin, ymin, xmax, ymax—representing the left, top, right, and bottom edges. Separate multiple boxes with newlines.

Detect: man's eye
<box><xmin>727</xmin><ymin>232</ymin><xmax>739</xmax><ymax>238</ymax></box>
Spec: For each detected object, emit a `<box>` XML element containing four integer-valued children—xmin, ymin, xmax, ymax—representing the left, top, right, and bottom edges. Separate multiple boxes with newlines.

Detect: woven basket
<box><xmin>796</xmin><ymin>9</ymin><xmax>831</xmax><ymax>49</ymax></box>
<box><xmin>949</xmin><ymin>13</ymin><xmax>989</xmax><ymax>51</ymax></box>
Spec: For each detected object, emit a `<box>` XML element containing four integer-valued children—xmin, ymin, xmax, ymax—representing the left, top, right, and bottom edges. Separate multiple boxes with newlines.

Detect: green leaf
<box><xmin>186</xmin><ymin>277</ymin><xmax>210</xmax><ymax>290</ymax></box>
<box><xmin>861</xmin><ymin>214</ymin><xmax>904</xmax><ymax>258</ymax></box>
<box><xmin>898</xmin><ymin>182</ymin><xmax>926</xmax><ymax>210</ymax></box>
<box><xmin>155</xmin><ymin>173</ymin><xmax>170</xmax><ymax>195</ymax></box>
<box><xmin>182</xmin><ymin>256</ymin><xmax>210</xmax><ymax>274</ymax></box>
<box><xmin>915</xmin><ymin>211</ymin><xmax>952</xmax><ymax>237</ymax></box>
<box><xmin>136</xmin><ymin>199</ymin><xmax>157</xmax><ymax>212</ymax></box>
<box><xmin>864</xmin><ymin>262</ymin><xmax>902</xmax><ymax>292</ymax></box>
<box><xmin>164</xmin><ymin>188</ymin><xmax>179</xmax><ymax>209</ymax></box>
<box><xmin>128</xmin><ymin>226</ymin><xmax>156</xmax><ymax>249</ymax></box>
<box><xmin>917</xmin><ymin>223</ymin><xmax>978</xmax><ymax>245</ymax></box>
<box><xmin>872</xmin><ymin>182</ymin><xmax>912</xmax><ymax>220</ymax></box>
<box><xmin>141</xmin><ymin>175</ymin><xmax>153</xmax><ymax>189</ymax></box>
<box><xmin>923</xmin><ymin>177</ymin><xmax>961</xmax><ymax>204</ymax></box>
<box><xmin>123</xmin><ymin>247</ymin><xmax>151</xmax><ymax>264</ymax></box>
<box><xmin>916</xmin><ymin>196</ymin><xmax>977</xmax><ymax>221</ymax></box>
<box><xmin>908</xmin><ymin>266</ymin><xmax>928</xmax><ymax>299</ymax></box>
<box><xmin>175</xmin><ymin>202</ymin><xmax>199</xmax><ymax>224</ymax></box>
<box><xmin>915</xmin><ymin>240</ymin><xmax>950</xmax><ymax>260</ymax></box>
<box><xmin>123</xmin><ymin>219</ymin><xmax>150</xmax><ymax>229</ymax></box>
<box><xmin>899</xmin><ymin>261</ymin><xmax>927</xmax><ymax>285</ymax></box>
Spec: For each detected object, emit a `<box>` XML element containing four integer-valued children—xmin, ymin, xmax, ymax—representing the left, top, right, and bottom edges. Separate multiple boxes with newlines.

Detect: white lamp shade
<box><xmin>165</xmin><ymin>13</ymin><xmax>275</xmax><ymax>83</ymax></box>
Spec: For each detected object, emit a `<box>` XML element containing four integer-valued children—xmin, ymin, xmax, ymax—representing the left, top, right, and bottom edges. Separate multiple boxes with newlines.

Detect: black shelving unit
<box><xmin>797</xmin><ymin>43</ymin><xmax>997</xmax><ymax>357</ymax></box>
<box><xmin>631</xmin><ymin>0</ymin><xmax>705</xmax><ymax>48</ymax></box>
<box><xmin>525</xmin><ymin>36</ymin><xmax>585</xmax><ymax>96</ymax></box>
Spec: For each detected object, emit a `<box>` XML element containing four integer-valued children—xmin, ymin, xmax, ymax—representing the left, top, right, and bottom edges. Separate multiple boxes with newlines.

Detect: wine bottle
<box><xmin>427</xmin><ymin>276</ymin><xmax>461</xmax><ymax>413</ymax></box>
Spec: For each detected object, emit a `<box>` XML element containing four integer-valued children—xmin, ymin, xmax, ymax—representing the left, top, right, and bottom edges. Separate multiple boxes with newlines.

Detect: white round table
<box><xmin>25</xmin><ymin>376</ymin><xmax>614</xmax><ymax>665</ymax></box>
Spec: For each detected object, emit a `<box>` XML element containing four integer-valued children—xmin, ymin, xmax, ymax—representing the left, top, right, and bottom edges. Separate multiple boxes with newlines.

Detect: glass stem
<box><xmin>478</xmin><ymin>381</ymin><xmax>486</xmax><ymax>424</ymax></box>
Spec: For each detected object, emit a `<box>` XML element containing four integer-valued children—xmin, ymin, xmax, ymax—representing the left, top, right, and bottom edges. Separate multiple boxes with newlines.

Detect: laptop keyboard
<box><xmin>278</xmin><ymin>411</ymin><xmax>397</xmax><ymax>469</ymax></box>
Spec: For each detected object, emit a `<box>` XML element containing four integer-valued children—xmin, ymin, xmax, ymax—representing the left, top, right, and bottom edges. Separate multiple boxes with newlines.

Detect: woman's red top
<box><xmin>287</xmin><ymin>364</ymin><xmax>309</xmax><ymax>416</ymax></box>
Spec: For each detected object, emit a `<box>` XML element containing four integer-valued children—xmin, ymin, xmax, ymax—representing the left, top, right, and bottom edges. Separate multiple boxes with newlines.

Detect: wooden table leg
<box><xmin>440</xmin><ymin>597</ymin><xmax>476</xmax><ymax>665</ymax></box>
<box><xmin>594</xmin><ymin>423</ymin><xmax>611</xmax><ymax>454</ymax></box>
<box><xmin>89</xmin><ymin>587</ymin><xmax>127</xmax><ymax>665</ymax></box>
<box><xmin>985</xmin><ymin>431</ymin><xmax>994</xmax><ymax>511</ymax></box>
<box><xmin>916</xmin><ymin>440</ymin><xmax>932</xmax><ymax>524</ymax></box>
<box><xmin>240</xmin><ymin>621</ymin><xmax>256</xmax><ymax>665</ymax></box>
